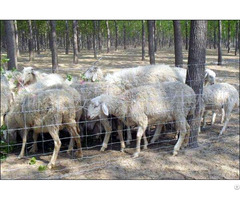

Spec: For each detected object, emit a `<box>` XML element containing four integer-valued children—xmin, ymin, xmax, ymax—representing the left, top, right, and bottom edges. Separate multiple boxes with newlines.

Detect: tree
<box><xmin>154</xmin><ymin>21</ymin><xmax>157</xmax><ymax>52</ymax></box>
<box><xmin>34</xmin><ymin>21</ymin><xmax>40</xmax><ymax>54</ymax></box>
<box><xmin>235</xmin><ymin>21</ymin><xmax>239</xmax><ymax>56</ymax></box>
<box><xmin>97</xmin><ymin>21</ymin><xmax>102</xmax><ymax>51</ymax></box>
<box><xmin>186</xmin><ymin>20</ymin><xmax>207</xmax><ymax>148</ymax></box>
<box><xmin>106</xmin><ymin>20</ymin><xmax>111</xmax><ymax>53</ymax></box>
<box><xmin>93</xmin><ymin>20</ymin><xmax>97</xmax><ymax>59</ymax></box>
<box><xmin>28</xmin><ymin>20</ymin><xmax>34</xmax><ymax>61</ymax></box>
<box><xmin>65</xmin><ymin>21</ymin><xmax>69</xmax><ymax>54</ymax></box>
<box><xmin>185</xmin><ymin>21</ymin><xmax>189</xmax><ymax>50</ymax></box>
<box><xmin>73</xmin><ymin>20</ymin><xmax>78</xmax><ymax>64</ymax></box>
<box><xmin>50</xmin><ymin>20</ymin><xmax>58</xmax><ymax>73</ymax></box>
<box><xmin>14</xmin><ymin>20</ymin><xmax>20</xmax><ymax>57</ymax></box>
<box><xmin>213</xmin><ymin>21</ymin><xmax>217</xmax><ymax>49</ymax></box>
<box><xmin>173</xmin><ymin>20</ymin><xmax>183</xmax><ymax>67</ymax></box>
<box><xmin>77</xmin><ymin>23</ymin><xmax>81</xmax><ymax>53</ymax></box>
<box><xmin>114</xmin><ymin>21</ymin><xmax>118</xmax><ymax>51</ymax></box>
<box><xmin>142</xmin><ymin>20</ymin><xmax>145</xmax><ymax>61</ymax></box>
<box><xmin>123</xmin><ymin>23</ymin><xmax>126</xmax><ymax>50</ymax></box>
<box><xmin>4</xmin><ymin>20</ymin><xmax>18</xmax><ymax>70</ymax></box>
<box><xmin>148</xmin><ymin>20</ymin><xmax>155</xmax><ymax>65</ymax></box>
<box><xmin>227</xmin><ymin>21</ymin><xmax>231</xmax><ymax>53</ymax></box>
<box><xmin>218</xmin><ymin>20</ymin><xmax>222</xmax><ymax>65</ymax></box>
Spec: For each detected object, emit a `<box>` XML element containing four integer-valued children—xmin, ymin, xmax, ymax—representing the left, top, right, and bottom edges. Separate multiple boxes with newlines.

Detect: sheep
<box><xmin>21</xmin><ymin>67</ymin><xmax>64</xmax><ymax>87</ymax></box>
<box><xmin>87</xmin><ymin>82</ymin><xmax>196</xmax><ymax>157</ymax></box>
<box><xmin>83</xmin><ymin>65</ymin><xmax>104</xmax><ymax>82</ymax></box>
<box><xmin>202</xmin><ymin>83</ymin><xmax>239</xmax><ymax>135</ymax></box>
<box><xmin>5</xmin><ymin>87</ymin><xmax>83</xmax><ymax>169</ymax></box>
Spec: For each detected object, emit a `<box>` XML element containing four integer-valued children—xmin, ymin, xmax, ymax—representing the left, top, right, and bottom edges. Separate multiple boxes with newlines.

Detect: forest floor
<box><xmin>1</xmin><ymin>46</ymin><xmax>239</xmax><ymax>180</ymax></box>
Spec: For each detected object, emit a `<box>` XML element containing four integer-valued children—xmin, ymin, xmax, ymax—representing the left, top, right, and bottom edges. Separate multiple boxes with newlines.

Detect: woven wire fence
<box><xmin>0</xmin><ymin>60</ymin><xmax>239</xmax><ymax>180</ymax></box>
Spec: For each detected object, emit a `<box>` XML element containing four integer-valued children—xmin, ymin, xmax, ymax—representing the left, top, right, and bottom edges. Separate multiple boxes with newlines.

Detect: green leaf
<box><xmin>29</xmin><ymin>157</ymin><xmax>37</xmax><ymax>165</ymax></box>
<box><xmin>38</xmin><ymin>165</ymin><xmax>47</xmax><ymax>172</ymax></box>
<box><xmin>66</xmin><ymin>74</ymin><xmax>72</xmax><ymax>81</ymax></box>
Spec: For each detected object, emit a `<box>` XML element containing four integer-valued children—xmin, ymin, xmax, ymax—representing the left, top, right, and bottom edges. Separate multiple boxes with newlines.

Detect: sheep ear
<box><xmin>92</xmin><ymin>73</ymin><xmax>97</xmax><ymax>82</ymax></box>
<box><xmin>204</xmin><ymin>72</ymin><xmax>208</xmax><ymax>78</ymax></box>
<box><xmin>102</xmin><ymin>103</ymin><xmax>109</xmax><ymax>116</ymax></box>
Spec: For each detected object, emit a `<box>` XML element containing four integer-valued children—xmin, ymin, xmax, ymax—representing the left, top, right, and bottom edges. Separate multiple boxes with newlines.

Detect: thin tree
<box><xmin>235</xmin><ymin>21</ymin><xmax>239</xmax><ymax>56</ymax></box>
<box><xmin>123</xmin><ymin>23</ymin><xmax>127</xmax><ymax>50</ymax></box>
<box><xmin>186</xmin><ymin>20</ymin><xmax>207</xmax><ymax>148</ymax></box>
<box><xmin>218</xmin><ymin>20</ymin><xmax>222</xmax><ymax>65</ymax></box>
<box><xmin>173</xmin><ymin>20</ymin><xmax>183</xmax><ymax>67</ymax></box>
<box><xmin>14</xmin><ymin>20</ymin><xmax>20</xmax><ymax>57</ymax></box>
<box><xmin>65</xmin><ymin>21</ymin><xmax>69</xmax><ymax>54</ymax></box>
<box><xmin>142</xmin><ymin>20</ymin><xmax>145</xmax><ymax>61</ymax></box>
<box><xmin>154</xmin><ymin>21</ymin><xmax>157</xmax><ymax>52</ymax></box>
<box><xmin>34</xmin><ymin>21</ymin><xmax>40</xmax><ymax>54</ymax></box>
<box><xmin>73</xmin><ymin>20</ymin><xmax>78</xmax><ymax>64</ymax></box>
<box><xmin>50</xmin><ymin>20</ymin><xmax>58</xmax><ymax>73</ymax></box>
<box><xmin>4</xmin><ymin>20</ymin><xmax>18</xmax><ymax>70</ymax></box>
<box><xmin>77</xmin><ymin>22</ymin><xmax>81</xmax><ymax>53</ymax></box>
<box><xmin>97</xmin><ymin>21</ymin><xmax>102</xmax><ymax>51</ymax></box>
<box><xmin>213</xmin><ymin>21</ymin><xmax>217</xmax><ymax>49</ymax></box>
<box><xmin>114</xmin><ymin>21</ymin><xmax>118</xmax><ymax>51</ymax></box>
<box><xmin>185</xmin><ymin>21</ymin><xmax>189</xmax><ymax>50</ymax></box>
<box><xmin>28</xmin><ymin>20</ymin><xmax>34</xmax><ymax>61</ymax></box>
<box><xmin>106</xmin><ymin>20</ymin><xmax>111</xmax><ymax>53</ymax></box>
<box><xmin>147</xmin><ymin>20</ymin><xmax>155</xmax><ymax>65</ymax></box>
<box><xmin>93</xmin><ymin>20</ymin><xmax>97</xmax><ymax>59</ymax></box>
<box><xmin>227</xmin><ymin>21</ymin><xmax>231</xmax><ymax>53</ymax></box>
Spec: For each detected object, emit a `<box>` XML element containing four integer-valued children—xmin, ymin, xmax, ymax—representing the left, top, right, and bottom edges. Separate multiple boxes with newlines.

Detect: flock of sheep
<box><xmin>1</xmin><ymin>64</ymin><xmax>239</xmax><ymax>169</ymax></box>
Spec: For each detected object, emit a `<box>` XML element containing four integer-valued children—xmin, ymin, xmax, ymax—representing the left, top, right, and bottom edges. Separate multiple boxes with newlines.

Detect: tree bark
<box><xmin>97</xmin><ymin>21</ymin><xmax>102</xmax><ymax>51</ymax></box>
<box><xmin>50</xmin><ymin>21</ymin><xmax>58</xmax><ymax>73</ymax></box>
<box><xmin>34</xmin><ymin>21</ymin><xmax>40</xmax><ymax>55</ymax></box>
<box><xmin>213</xmin><ymin>21</ymin><xmax>217</xmax><ymax>49</ymax></box>
<box><xmin>93</xmin><ymin>20</ymin><xmax>97</xmax><ymax>59</ymax></box>
<box><xmin>14</xmin><ymin>20</ymin><xmax>20</xmax><ymax>57</ymax></box>
<box><xmin>173</xmin><ymin>20</ymin><xmax>183</xmax><ymax>67</ymax></box>
<box><xmin>185</xmin><ymin>21</ymin><xmax>189</xmax><ymax>50</ymax></box>
<box><xmin>142</xmin><ymin>20</ymin><xmax>145</xmax><ymax>61</ymax></box>
<box><xmin>218</xmin><ymin>20</ymin><xmax>222</xmax><ymax>65</ymax></box>
<box><xmin>73</xmin><ymin>20</ymin><xmax>78</xmax><ymax>64</ymax></box>
<box><xmin>4</xmin><ymin>20</ymin><xmax>18</xmax><ymax>70</ymax></box>
<box><xmin>65</xmin><ymin>21</ymin><xmax>69</xmax><ymax>54</ymax></box>
<box><xmin>77</xmin><ymin>23</ymin><xmax>81</xmax><ymax>53</ymax></box>
<box><xmin>154</xmin><ymin>21</ymin><xmax>157</xmax><ymax>52</ymax></box>
<box><xmin>114</xmin><ymin>21</ymin><xmax>118</xmax><ymax>51</ymax></box>
<box><xmin>106</xmin><ymin>20</ymin><xmax>110</xmax><ymax>53</ymax></box>
<box><xmin>186</xmin><ymin>20</ymin><xmax>207</xmax><ymax>148</ymax></box>
<box><xmin>227</xmin><ymin>21</ymin><xmax>231</xmax><ymax>53</ymax></box>
<box><xmin>235</xmin><ymin>21</ymin><xmax>239</xmax><ymax>56</ymax></box>
<box><xmin>147</xmin><ymin>20</ymin><xmax>155</xmax><ymax>65</ymax></box>
<box><xmin>28</xmin><ymin>20</ymin><xmax>34</xmax><ymax>61</ymax></box>
<box><xmin>123</xmin><ymin>23</ymin><xmax>127</xmax><ymax>50</ymax></box>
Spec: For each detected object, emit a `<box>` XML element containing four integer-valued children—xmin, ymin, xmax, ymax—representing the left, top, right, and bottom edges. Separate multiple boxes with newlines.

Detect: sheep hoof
<box><xmin>133</xmin><ymin>152</ymin><xmax>139</xmax><ymax>158</ymax></box>
<box><xmin>143</xmin><ymin>146</ymin><xmax>148</xmax><ymax>150</ymax></box>
<box><xmin>75</xmin><ymin>151</ymin><xmax>83</xmax><ymax>158</ymax></box>
<box><xmin>47</xmin><ymin>163</ymin><xmax>54</xmax><ymax>169</ymax></box>
<box><xmin>126</xmin><ymin>141</ymin><xmax>131</xmax><ymax>146</ymax></box>
<box><xmin>100</xmin><ymin>147</ymin><xmax>106</xmax><ymax>152</ymax></box>
<box><xmin>17</xmin><ymin>155</ymin><xmax>23</xmax><ymax>159</ymax></box>
<box><xmin>120</xmin><ymin>148</ymin><xmax>125</xmax><ymax>153</ymax></box>
<box><xmin>173</xmin><ymin>151</ymin><xmax>178</xmax><ymax>156</ymax></box>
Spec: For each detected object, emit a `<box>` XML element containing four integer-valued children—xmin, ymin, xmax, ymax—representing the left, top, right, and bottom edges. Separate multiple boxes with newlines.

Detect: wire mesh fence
<box><xmin>0</xmin><ymin>60</ymin><xmax>239</xmax><ymax>179</ymax></box>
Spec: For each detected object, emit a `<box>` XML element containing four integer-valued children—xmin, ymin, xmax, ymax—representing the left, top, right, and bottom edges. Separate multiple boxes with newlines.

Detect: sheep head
<box><xmin>204</xmin><ymin>69</ymin><xmax>216</xmax><ymax>85</ymax></box>
<box><xmin>83</xmin><ymin>66</ymin><xmax>103</xmax><ymax>82</ymax></box>
<box><xmin>87</xmin><ymin>96</ymin><xmax>109</xmax><ymax>119</ymax></box>
<box><xmin>22</xmin><ymin>67</ymin><xmax>36</xmax><ymax>85</ymax></box>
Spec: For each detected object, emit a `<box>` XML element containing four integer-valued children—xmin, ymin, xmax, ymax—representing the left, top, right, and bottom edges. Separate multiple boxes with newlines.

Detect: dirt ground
<box><xmin>1</xmin><ymin>46</ymin><xmax>239</xmax><ymax>179</ymax></box>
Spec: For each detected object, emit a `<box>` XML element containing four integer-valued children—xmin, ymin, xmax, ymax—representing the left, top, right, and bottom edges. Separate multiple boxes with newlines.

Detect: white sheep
<box><xmin>87</xmin><ymin>82</ymin><xmax>196</xmax><ymax>157</ymax></box>
<box><xmin>202</xmin><ymin>83</ymin><xmax>239</xmax><ymax>135</ymax></box>
<box><xmin>22</xmin><ymin>67</ymin><xmax>64</xmax><ymax>87</ymax></box>
<box><xmin>5</xmin><ymin>87</ymin><xmax>83</xmax><ymax>169</ymax></box>
<box><xmin>83</xmin><ymin>65</ymin><xmax>104</xmax><ymax>82</ymax></box>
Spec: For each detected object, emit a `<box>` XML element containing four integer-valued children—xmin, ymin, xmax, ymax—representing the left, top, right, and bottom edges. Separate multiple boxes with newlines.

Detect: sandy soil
<box><xmin>1</xmin><ymin>46</ymin><xmax>239</xmax><ymax>179</ymax></box>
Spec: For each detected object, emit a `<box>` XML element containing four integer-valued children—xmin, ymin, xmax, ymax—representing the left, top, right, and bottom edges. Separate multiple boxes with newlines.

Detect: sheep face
<box><xmin>87</xmin><ymin>97</ymin><xmax>109</xmax><ymax>119</ymax></box>
<box><xmin>205</xmin><ymin>69</ymin><xmax>216</xmax><ymax>85</ymax></box>
<box><xmin>22</xmin><ymin>67</ymin><xmax>35</xmax><ymax>85</ymax></box>
<box><xmin>83</xmin><ymin>66</ymin><xmax>102</xmax><ymax>82</ymax></box>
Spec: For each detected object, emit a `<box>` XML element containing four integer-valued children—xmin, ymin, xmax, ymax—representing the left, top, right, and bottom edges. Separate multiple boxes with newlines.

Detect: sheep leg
<box><xmin>219</xmin><ymin>106</ymin><xmax>232</xmax><ymax>135</ymax></box>
<box><xmin>202</xmin><ymin>110</ymin><xmax>208</xmax><ymax>128</ymax></box>
<box><xmin>29</xmin><ymin>132</ymin><xmax>39</xmax><ymax>153</ymax></box>
<box><xmin>173</xmin><ymin>118</ymin><xmax>187</xmax><ymax>156</ymax></box>
<box><xmin>67</xmin><ymin>125</ymin><xmax>83</xmax><ymax>158</ymax></box>
<box><xmin>117</xmin><ymin>122</ymin><xmax>126</xmax><ymax>152</ymax></box>
<box><xmin>100</xmin><ymin>119</ymin><xmax>112</xmax><ymax>151</ymax></box>
<box><xmin>211</xmin><ymin>111</ymin><xmax>217</xmax><ymax>125</ymax></box>
<box><xmin>142</xmin><ymin>132</ymin><xmax>148</xmax><ymax>150</ymax></box>
<box><xmin>67</xmin><ymin>138</ymin><xmax>74</xmax><ymax>155</ymax></box>
<box><xmin>18</xmin><ymin>129</ymin><xmax>28</xmax><ymax>159</ymax></box>
<box><xmin>150</xmin><ymin>124</ymin><xmax>163</xmax><ymax>143</ymax></box>
<box><xmin>126</xmin><ymin>126</ymin><xmax>132</xmax><ymax>146</ymax></box>
<box><xmin>133</xmin><ymin>126</ymin><xmax>147</xmax><ymax>158</ymax></box>
<box><xmin>220</xmin><ymin>108</ymin><xmax>225</xmax><ymax>124</ymax></box>
<box><xmin>47</xmin><ymin>126</ymin><xmax>61</xmax><ymax>169</ymax></box>
<box><xmin>182</xmin><ymin>123</ymin><xmax>191</xmax><ymax>148</ymax></box>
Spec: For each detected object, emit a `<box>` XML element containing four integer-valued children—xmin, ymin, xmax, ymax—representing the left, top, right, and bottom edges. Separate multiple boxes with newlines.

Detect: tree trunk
<box><xmin>185</xmin><ymin>21</ymin><xmax>189</xmax><ymax>50</ymax></box>
<box><xmin>114</xmin><ymin>21</ymin><xmax>118</xmax><ymax>51</ymax></box>
<box><xmin>154</xmin><ymin>21</ymin><xmax>157</xmax><ymax>52</ymax></box>
<box><xmin>173</xmin><ymin>20</ymin><xmax>183</xmax><ymax>67</ymax></box>
<box><xmin>142</xmin><ymin>20</ymin><xmax>145</xmax><ymax>61</ymax></box>
<box><xmin>213</xmin><ymin>21</ymin><xmax>217</xmax><ymax>49</ymax></box>
<box><xmin>227</xmin><ymin>21</ymin><xmax>231</xmax><ymax>53</ymax></box>
<box><xmin>93</xmin><ymin>20</ymin><xmax>97</xmax><ymax>59</ymax></box>
<box><xmin>28</xmin><ymin>20</ymin><xmax>34</xmax><ymax>61</ymax></box>
<box><xmin>77</xmin><ymin>23</ymin><xmax>81</xmax><ymax>53</ymax></box>
<box><xmin>34</xmin><ymin>21</ymin><xmax>40</xmax><ymax>55</ymax></box>
<box><xmin>72</xmin><ymin>20</ymin><xmax>78</xmax><ymax>64</ymax></box>
<box><xmin>123</xmin><ymin>23</ymin><xmax>127</xmax><ymax>50</ymax></box>
<box><xmin>97</xmin><ymin>21</ymin><xmax>102</xmax><ymax>51</ymax></box>
<box><xmin>4</xmin><ymin>20</ymin><xmax>18</xmax><ymax>70</ymax></box>
<box><xmin>218</xmin><ymin>20</ymin><xmax>222</xmax><ymax>65</ymax></box>
<box><xmin>50</xmin><ymin>21</ymin><xmax>58</xmax><ymax>73</ymax></box>
<box><xmin>14</xmin><ymin>20</ymin><xmax>20</xmax><ymax>57</ymax></box>
<box><xmin>65</xmin><ymin>21</ymin><xmax>69</xmax><ymax>54</ymax></box>
<box><xmin>106</xmin><ymin>20</ymin><xmax>110</xmax><ymax>53</ymax></box>
<box><xmin>186</xmin><ymin>20</ymin><xmax>207</xmax><ymax>148</ymax></box>
<box><xmin>147</xmin><ymin>20</ymin><xmax>155</xmax><ymax>65</ymax></box>
<box><xmin>235</xmin><ymin>21</ymin><xmax>239</xmax><ymax>56</ymax></box>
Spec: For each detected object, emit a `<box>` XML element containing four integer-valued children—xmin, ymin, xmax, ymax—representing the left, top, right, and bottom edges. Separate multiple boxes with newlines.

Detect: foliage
<box><xmin>29</xmin><ymin>157</ymin><xmax>37</xmax><ymax>165</ymax></box>
<box><xmin>38</xmin><ymin>165</ymin><xmax>47</xmax><ymax>172</ymax></box>
<box><xmin>0</xmin><ymin>125</ymin><xmax>13</xmax><ymax>161</ymax></box>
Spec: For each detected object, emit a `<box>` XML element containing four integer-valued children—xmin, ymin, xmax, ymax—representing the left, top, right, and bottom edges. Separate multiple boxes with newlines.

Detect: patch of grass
<box><xmin>29</xmin><ymin>157</ymin><xmax>37</xmax><ymax>165</ymax></box>
<box><xmin>38</xmin><ymin>165</ymin><xmax>47</xmax><ymax>172</ymax></box>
